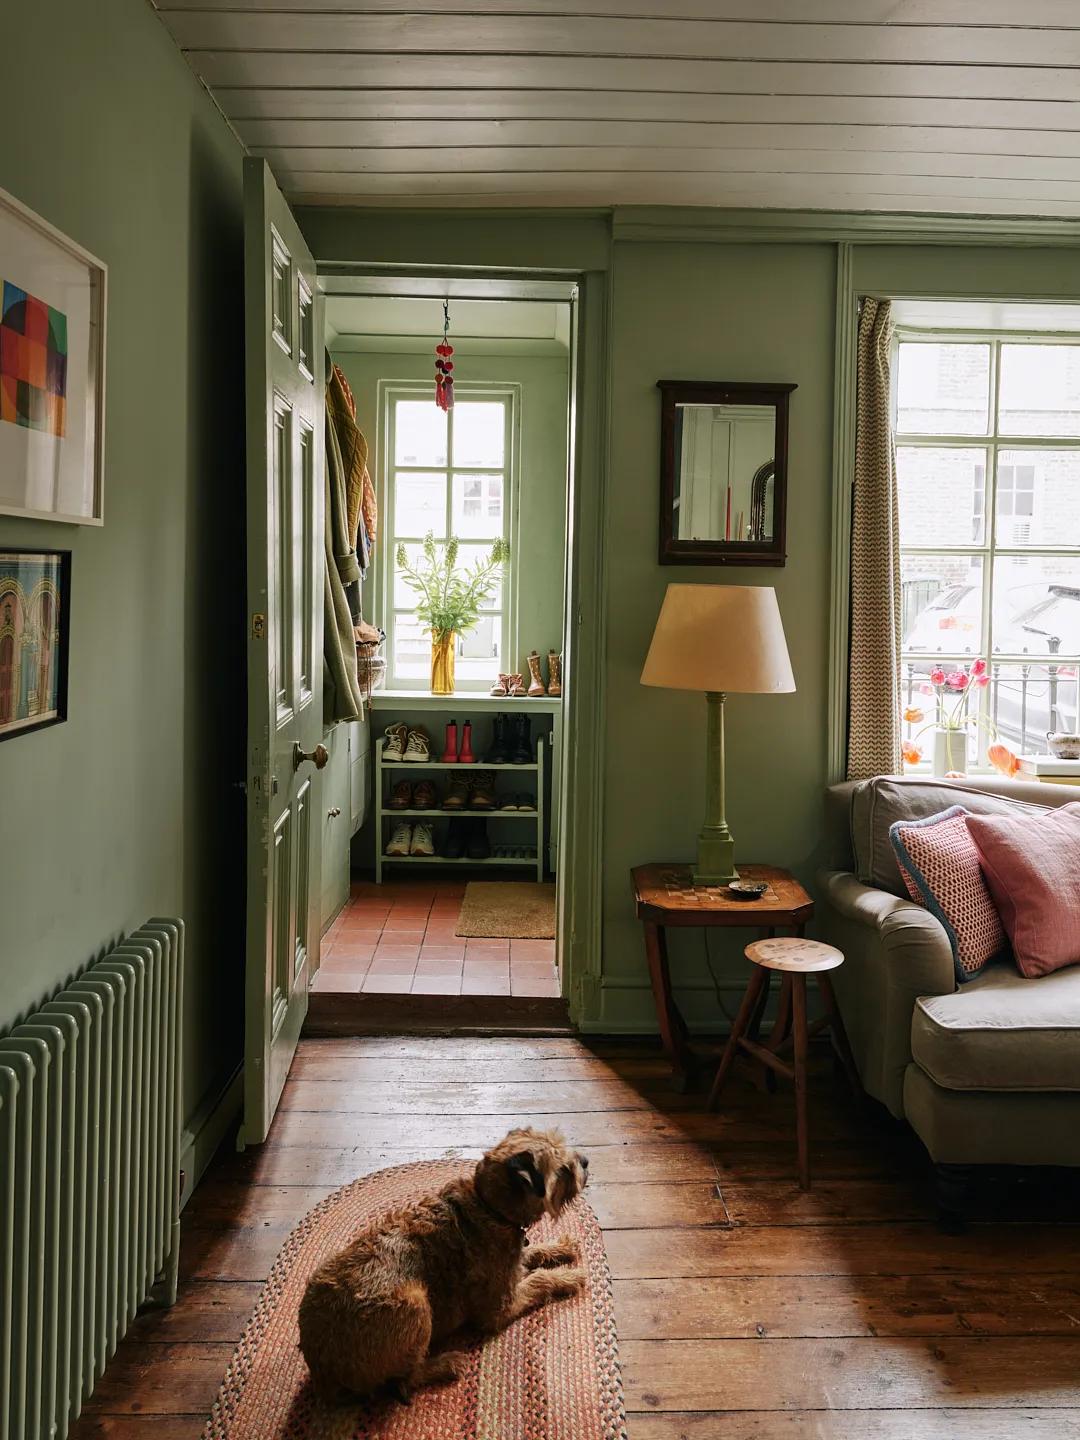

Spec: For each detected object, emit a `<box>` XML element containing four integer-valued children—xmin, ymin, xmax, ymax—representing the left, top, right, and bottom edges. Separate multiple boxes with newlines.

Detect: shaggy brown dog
<box><xmin>298</xmin><ymin>1128</ymin><xmax>589</xmax><ymax>1402</ymax></box>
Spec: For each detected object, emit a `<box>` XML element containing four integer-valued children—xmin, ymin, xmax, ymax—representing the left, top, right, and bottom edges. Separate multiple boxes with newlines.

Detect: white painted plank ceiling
<box><xmin>150</xmin><ymin>2</ymin><xmax>1080</xmax><ymax>215</ymax></box>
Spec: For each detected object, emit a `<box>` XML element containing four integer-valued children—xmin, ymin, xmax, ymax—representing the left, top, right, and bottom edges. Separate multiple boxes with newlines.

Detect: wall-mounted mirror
<box><xmin>658</xmin><ymin>380</ymin><xmax>796</xmax><ymax>566</ymax></box>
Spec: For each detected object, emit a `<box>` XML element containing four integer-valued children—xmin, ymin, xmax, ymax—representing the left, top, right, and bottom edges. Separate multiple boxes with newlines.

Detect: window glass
<box><xmin>901</xmin><ymin>555</ymin><xmax>984</xmax><ymax>655</ymax></box>
<box><xmin>453</xmin><ymin>401</ymin><xmax>505</xmax><ymax>467</ymax></box>
<box><xmin>452</xmin><ymin>473</ymin><xmax>504</xmax><ymax>539</ymax></box>
<box><xmin>394</xmin><ymin>402</ymin><xmax>448</xmax><ymax>466</ymax></box>
<box><xmin>897</xmin><ymin>447</ymin><xmax>987</xmax><ymax>547</ymax></box>
<box><xmin>896</xmin><ymin>342</ymin><xmax>990</xmax><ymax>435</ymax></box>
<box><xmin>999</xmin><ymin>344</ymin><xmax>1080</xmax><ymax>437</ymax></box>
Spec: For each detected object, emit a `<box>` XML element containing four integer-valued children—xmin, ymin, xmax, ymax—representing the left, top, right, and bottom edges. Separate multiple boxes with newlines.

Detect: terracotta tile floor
<box><xmin>314</xmin><ymin>878</ymin><xmax>560</xmax><ymax>997</ymax></box>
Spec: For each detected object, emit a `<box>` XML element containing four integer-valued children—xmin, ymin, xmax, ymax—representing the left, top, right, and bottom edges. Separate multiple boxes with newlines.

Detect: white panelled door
<box><xmin>242</xmin><ymin>158</ymin><xmax>325</xmax><ymax>1145</ymax></box>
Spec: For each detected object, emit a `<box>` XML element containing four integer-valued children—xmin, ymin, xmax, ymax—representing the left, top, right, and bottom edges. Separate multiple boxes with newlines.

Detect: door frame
<box><xmin>317</xmin><ymin>265</ymin><xmax>608</xmax><ymax>1023</ymax></box>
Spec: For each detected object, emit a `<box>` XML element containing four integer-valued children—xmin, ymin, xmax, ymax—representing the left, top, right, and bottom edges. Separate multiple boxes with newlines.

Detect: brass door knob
<box><xmin>327</xmin><ymin>806</ymin><xmax>341</xmax><ymax>818</ymax></box>
<box><xmin>293</xmin><ymin>741</ymin><xmax>329</xmax><ymax>771</ymax></box>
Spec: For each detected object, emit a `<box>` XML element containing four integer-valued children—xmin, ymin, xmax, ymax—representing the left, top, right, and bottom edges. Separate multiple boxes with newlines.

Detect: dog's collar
<box><xmin>473</xmin><ymin>1186</ymin><xmax>528</xmax><ymax>1238</ymax></box>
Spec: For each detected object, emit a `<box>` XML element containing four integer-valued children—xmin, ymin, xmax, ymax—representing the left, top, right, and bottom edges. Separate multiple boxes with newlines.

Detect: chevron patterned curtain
<box><xmin>847</xmin><ymin>297</ymin><xmax>903</xmax><ymax>780</ymax></box>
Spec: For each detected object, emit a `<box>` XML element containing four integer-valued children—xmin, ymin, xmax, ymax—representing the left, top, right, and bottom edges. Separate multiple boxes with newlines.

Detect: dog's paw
<box><xmin>552</xmin><ymin>1235</ymin><xmax>581</xmax><ymax>1266</ymax></box>
<box><xmin>427</xmin><ymin>1350</ymin><xmax>468</xmax><ymax>1386</ymax></box>
<box><xmin>549</xmin><ymin>1266</ymin><xmax>587</xmax><ymax>1299</ymax></box>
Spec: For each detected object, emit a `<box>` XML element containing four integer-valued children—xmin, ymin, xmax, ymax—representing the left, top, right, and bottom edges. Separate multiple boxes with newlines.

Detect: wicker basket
<box><xmin>355</xmin><ymin>633</ymin><xmax>387</xmax><ymax>700</ymax></box>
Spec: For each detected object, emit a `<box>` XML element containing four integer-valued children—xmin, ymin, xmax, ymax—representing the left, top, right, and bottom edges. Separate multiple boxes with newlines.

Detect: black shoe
<box><xmin>466</xmin><ymin>819</ymin><xmax>491</xmax><ymax>861</ymax></box>
<box><xmin>444</xmin><ymin>817</ymin><xmax>467</xmax><ymax>860</ymax></box>
<box><xmin>486</xmin><ymin>712</ymin><xmax>509</xmax><ymax>764</ymax></box>
<box><xmin>510</xmin><ymin>713</ymin><xmax>532</xmax><ymax>764</ymax></box>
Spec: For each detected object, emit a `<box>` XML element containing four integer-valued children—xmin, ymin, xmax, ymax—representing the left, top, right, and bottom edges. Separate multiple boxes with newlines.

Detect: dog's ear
<box><xmin>506</xmin><ymin>1150</ymin><xmax>545</xmax><ymax>1197</ymax></box>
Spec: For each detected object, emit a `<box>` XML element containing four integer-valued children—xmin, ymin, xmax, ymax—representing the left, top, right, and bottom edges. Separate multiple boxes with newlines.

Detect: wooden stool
<box><xmin>707</xmin><ymin>937</ymin><xmax>861</xmax><ymax>1189</ymax></box>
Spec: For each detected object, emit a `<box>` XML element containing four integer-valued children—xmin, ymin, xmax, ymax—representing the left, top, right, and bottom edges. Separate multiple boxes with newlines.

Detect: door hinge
<box><xmin>252</xmin><ymin>612</ymin><xmax>266</xmax><ymax>639</ymax></box>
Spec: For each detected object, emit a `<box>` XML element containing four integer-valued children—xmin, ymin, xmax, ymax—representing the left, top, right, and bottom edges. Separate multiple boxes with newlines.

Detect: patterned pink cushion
<box><xmin>889</xmin><ymin>805</ymin><xmax>1007</xmax><ymax>983</ymax></box>
<box><xmin>965</xmin><ymin>803</ymin><xmax>1080</xmax><ymax>978</ymax></box>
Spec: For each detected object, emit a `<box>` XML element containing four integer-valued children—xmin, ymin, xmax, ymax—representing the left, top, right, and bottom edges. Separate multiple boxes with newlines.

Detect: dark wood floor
<box><xmin>72</xmin><ymin>1035</ymin><xmax>1080</xmax><ymax>1438</ymax></box>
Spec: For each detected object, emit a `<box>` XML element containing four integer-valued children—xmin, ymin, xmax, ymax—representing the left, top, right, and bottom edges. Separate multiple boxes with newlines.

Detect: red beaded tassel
<box><xmin>435</xmin><ymin>299</ymin><xmax>454</xmax><ymax>411</ymax></box>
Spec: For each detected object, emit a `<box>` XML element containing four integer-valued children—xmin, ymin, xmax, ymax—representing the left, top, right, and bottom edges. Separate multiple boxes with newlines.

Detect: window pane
<box><xmin>990</xmin><ymin>661</ymin><xmax>1080</xmax><ymax>756</ymax></box>
<box><xmin>897</xmin><ymin>447</ymin><xmax>987</xmax><ymax>546</ymax></box>
<box><xmin>993</xmin><ymin>556</ymin><xmax>1080</xmax><ymax>657</ymax></box>
<box><xmin>453</xmin><ymin>401</ymin><xmax>505</xmax><ymax>468</ymax></box>
<box><xmin>452</xmin><ymin>473</ymin><xmax>504</xmax><ymax>539</ymax></box>
<box><xmin>394</xmin><ymin>401</ymin><xmax>448</xmax><ymax>466</ymax></box>
<box><xmin>999</xmin><ymin>344</ymin><xmax>1080</xmax><ymax>437</ymax></box>
<box><xmin>901</xmin><ymin>555</ymin><xmax>984</xmax><ymax>654</ymax></box>
<box><xmin>392</xmin><ymin>611</ymin><xmax>431</xmax><ymax>679</ymax></box>
<box><xmin>458</xmin><ymin>614</ymin><xmax>499</xmax><ymax>661</ymax></box>
<box><xmin>394</xmin><ymin>472</ymin><xmax>447</xmax><ymax>539</ymax></box>
<box><xmin>994</xmin><ymin>449</ymin><xmax>1080</xmax><ymax>548</ymax></box>
<box><xmin>896</xmin><ymin>343</ymin><xmax>990</xmax><ymax>435</ymax></box>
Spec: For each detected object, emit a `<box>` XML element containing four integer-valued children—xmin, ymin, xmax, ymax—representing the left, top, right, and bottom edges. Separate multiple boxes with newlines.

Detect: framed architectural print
<box><xmin>0</xmin><ymin>186</ymin><xmax>106</xmax><ymax>524</ymax></box>
<box><xmin>0</xmin><ymin>549</ymin><xmax>71</xmax><ymax>742</ymax></box>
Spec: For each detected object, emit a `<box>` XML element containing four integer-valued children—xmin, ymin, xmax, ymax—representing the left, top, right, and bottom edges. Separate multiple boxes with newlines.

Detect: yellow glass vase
<box><xmin>430</xmin><ymin>631</ymin><xmax>456</xmax><ymax>695</ymax></box>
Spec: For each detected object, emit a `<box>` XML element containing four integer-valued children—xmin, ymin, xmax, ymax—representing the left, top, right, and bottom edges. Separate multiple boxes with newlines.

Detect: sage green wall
<box><xmin>599</xmin><ymin>241</ymin><xmax>836</xmax><ymax>1026</ymax></box>
<box><xmin>0</xmin><ymin>0</ymin><xmax>245</xmax><ymax>1127</ymax></box>
<box><xmin>331</xmin><ymin>348</ymin><xmax>569</xmax><ymax>673</ymax></box>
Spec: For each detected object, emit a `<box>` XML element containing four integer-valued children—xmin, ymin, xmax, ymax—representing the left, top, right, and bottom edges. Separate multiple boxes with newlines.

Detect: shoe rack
<box><xmin>368</xmin><ymin>692</ymin><xmax>561</xmax><ymax>881</ymax></box>
<box><xmin>374</xmin><ymin>732</ymin><xmax>546</xmax><ymax>883</ymax></box>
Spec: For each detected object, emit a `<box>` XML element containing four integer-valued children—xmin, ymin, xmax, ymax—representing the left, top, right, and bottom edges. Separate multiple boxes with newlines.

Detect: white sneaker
<box><xmin>384</xmin><ymin>724</ymin><xmax>408</xmax><ymax>762</ymax></box>
<box><xmin>410</xmin><ymin>823</ymin><xmax>435</xmax><ymax>857</ymax></box>
<box><xmin>403</xmin><ymin>727</ymin><xmax>431</xmax><ymax>763</ymax></box>
<box><xmin>386</xmin><ymin>822</ymin><xmax>412</xmax><ymax>856</ymax></box>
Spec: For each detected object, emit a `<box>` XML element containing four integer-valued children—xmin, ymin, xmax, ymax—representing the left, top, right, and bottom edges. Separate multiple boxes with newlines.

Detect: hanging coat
<box><xmin>323</xmin><ymin>360</ymin><xmax>364</xmax><ymax>723</ymax></box>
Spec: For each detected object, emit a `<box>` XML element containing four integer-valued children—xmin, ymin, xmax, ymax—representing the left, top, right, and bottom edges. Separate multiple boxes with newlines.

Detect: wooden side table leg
<box><xmin>817</xmin><ymin>972</ymin><xmax>863</xmax><ymax>1096</ymax></box>
<box><xmin>791</xmin><ymin>973</ymin><xmax>811</xmax><ymax>1190</ymax></box>
<box><xmin>643</xmin><ymin>921</ymin><xmax>694</xmax><ymax>1090</ymax></box>
<box><xmin>707</xmin><ymin>966</ymin><xmax>768</xmax><ymax>1111</ymax></box>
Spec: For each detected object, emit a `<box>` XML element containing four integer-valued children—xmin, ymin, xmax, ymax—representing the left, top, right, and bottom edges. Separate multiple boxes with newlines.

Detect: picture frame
<box><xmin>0</xmin><ymin>549</ymin><xmax>71</xmax><ymax>742</ymax></box>
<box><xmin>0</xmin><ymin>185</ymin><xmax>106</xmax><ymax>525</ymax></box>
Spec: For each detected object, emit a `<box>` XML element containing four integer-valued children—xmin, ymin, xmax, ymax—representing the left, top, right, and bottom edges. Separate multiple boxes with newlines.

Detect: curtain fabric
<box><xmin>847</xmin><ymin>297</ymin><xmax>903</xmax><ymax>780</ymax></box>
<box><xmin>323</xmin><ymin>359</ymin><xmax>364</xmax><ymax>724</ymax></box>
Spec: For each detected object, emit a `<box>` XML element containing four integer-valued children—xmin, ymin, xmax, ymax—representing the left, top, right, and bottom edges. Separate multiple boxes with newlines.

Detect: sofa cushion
<box><xmin>911</xmin><ymin>964</ymin><xmax>1080</xmax><ymax>1092</ymax></box>
<box><xmin>850</xmin><ymin>775</ymin><xmax>1055</xmax><ymax>897</ymax></box>
<box><xmin>889</xmin><ymin>806</ymin><xmax>1007</xmax><ymax>983</ymax></box>
<box><xmin>966</xmin><ymin>803</ymin><xmax>1080</xmax><ymax>979</ymax></box>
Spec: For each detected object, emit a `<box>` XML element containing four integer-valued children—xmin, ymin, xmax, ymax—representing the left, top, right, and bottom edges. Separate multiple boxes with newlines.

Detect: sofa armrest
<box><xmin>817</xmin><ymin>870</ymin><xmax>956</xmax><ymax>1117</ymax></box>
<box><xmin>820</xmin><ymin>871</ymin><xmax>956</xmax><ymax>996</ymax></box>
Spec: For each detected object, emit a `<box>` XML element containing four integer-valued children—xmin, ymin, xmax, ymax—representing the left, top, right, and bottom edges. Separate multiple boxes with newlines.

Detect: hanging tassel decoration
<box><xmin>435</xmin><ymin>299</ymin><xmax>454</xmax><ymax>411</ymax></box>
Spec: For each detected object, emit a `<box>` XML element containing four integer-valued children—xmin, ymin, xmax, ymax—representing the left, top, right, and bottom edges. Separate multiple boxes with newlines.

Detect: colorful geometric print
<box><xmin>889</xmin><ymin>805</ymin><xmax>1008</xmax><ymax>984</ymax></box>
<box><xmin>0</xmin><ymin>280</ymin><xmax>68</xmax><ymax>437</ymax></box>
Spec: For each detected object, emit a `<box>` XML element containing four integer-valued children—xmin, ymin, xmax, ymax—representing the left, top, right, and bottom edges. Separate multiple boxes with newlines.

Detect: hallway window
<box><xmin>383</xmin><ymin>385</ymin><xmax>515</xmax><ymax>688</ymax></box>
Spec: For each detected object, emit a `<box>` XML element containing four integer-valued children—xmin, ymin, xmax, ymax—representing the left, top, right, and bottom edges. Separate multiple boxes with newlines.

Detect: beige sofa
<box><xmin>819</xmin><ymin>775</ymin><xmax>1080</xmax><ymax>1204</ymax></box>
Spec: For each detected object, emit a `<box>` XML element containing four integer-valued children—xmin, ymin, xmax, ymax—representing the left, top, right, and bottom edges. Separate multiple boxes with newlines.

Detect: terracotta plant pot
<box><xmin>430</xmin><ymin>631</ymin><xmax>456</xmax><ymax>695</ymax></box>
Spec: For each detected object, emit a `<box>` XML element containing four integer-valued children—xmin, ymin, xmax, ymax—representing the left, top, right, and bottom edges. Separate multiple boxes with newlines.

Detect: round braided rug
<box><xmin>203</xmin><ymin>1158</ymin><xmax>628</xmax><ymax>1440</ymax></box>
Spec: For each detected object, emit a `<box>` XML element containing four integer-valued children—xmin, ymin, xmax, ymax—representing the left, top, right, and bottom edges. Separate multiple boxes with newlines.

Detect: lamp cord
<box><xmin>702</xmin><ymin>930</ymin><xmax>737</xmax><ymax>1028</ymax></box>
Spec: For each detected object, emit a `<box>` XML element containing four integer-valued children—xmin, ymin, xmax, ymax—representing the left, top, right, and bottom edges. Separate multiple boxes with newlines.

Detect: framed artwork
<box><xmin>0</xmin><ymin>549</ymin><xmax>71</xmax><ymax>742</ymax></box>
<box><xmin>0</xmin><ymin>186</ymin><xmax>106</xmax><ymax>524</ymax></box>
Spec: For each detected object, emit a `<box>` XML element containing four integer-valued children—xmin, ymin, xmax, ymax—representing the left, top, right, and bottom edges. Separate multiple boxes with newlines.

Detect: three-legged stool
<box><xmin>707</xmin><ymin>937</ymin><xmax>861</xmax><ymax>1189</ymax></box>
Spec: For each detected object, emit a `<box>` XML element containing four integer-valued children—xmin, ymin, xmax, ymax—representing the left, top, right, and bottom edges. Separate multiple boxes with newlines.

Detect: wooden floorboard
<box><xmin>71</xmin><ymin>1034</ymin><xmax>1080</xmax><ymax>1439</ymax></box>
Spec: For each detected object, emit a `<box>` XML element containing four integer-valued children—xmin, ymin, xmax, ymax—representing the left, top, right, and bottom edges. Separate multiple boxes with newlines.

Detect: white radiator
<box><xmin>0</xmin><ymin>918</ymin><xmax>184</xmax><ymax>1440</ymax></box>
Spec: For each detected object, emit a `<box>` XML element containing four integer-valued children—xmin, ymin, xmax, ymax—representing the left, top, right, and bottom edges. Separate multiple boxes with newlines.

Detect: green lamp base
<box><xmin>692</xmin><ymin>830</ymin><xmax>739</xmax><ymax>887</ymax></box>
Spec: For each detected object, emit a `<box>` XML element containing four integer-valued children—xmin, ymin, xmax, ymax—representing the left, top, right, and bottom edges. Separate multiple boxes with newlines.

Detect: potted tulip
<box><xmin>901</xmin><ymin>659</ymin><xmax>991</xmax><ymax>776</ymax></box>
<box><xmin>395</xmin><ymin>532</ymin><xmax>510</xmax><ymax>694</ymax></box>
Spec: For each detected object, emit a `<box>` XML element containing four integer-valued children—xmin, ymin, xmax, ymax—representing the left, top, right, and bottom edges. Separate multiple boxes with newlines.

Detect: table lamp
<box><xmin>640</xmin><ymin>583</ymin><xmax>796</xmax><ymax>886</ymax></box>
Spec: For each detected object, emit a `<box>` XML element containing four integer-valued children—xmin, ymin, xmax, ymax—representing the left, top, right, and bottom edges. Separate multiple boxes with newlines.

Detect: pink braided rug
<box><xmin>203</xmin><ymin>1158</ymin><xmax>627</xmax><ymax>1440</ymax></box>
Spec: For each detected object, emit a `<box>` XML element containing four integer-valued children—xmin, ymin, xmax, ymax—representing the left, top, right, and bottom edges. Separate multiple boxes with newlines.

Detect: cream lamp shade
<box><xmin>640</xmin><ymin>583</ymin><xmax>794</xmax><ymax>886</ymax></box>
<box><xmin>640</xmin><ymin>583</ymin><xmax>795</xmax><ymax>695</ymax></box>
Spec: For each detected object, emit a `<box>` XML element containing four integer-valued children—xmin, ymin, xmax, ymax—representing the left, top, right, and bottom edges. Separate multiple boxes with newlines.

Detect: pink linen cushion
<box><xmin>964</xmin><ymin>802</ymin><xmax>1080</xmax><ymax>978</ymax></box>
<box><xmin>888</xmin><ymin>805</ymin><xmax>1007</xmax><ymax>984</ymax></box>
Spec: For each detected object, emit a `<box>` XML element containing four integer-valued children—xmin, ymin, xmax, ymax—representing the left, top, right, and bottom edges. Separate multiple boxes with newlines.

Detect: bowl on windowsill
<box><xmin>1047</xmin><ymin>732</ymin><xmax>1080</xmax><ymax>760</ymax></box>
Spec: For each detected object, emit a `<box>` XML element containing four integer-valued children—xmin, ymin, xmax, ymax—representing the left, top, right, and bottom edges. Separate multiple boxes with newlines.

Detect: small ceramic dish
<box><xmin>1047</xmin><ymin>731</ymin><xmax>1080</xmax><ymax>760</ymax></box>
<box><xmin>728</xmin><ymin>880</ymin><xmax>768</xmax><ymax>900</ymax></box>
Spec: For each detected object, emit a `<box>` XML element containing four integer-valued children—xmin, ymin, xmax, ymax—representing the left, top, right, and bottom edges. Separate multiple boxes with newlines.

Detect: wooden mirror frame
<box><xmin>657</xmin><ymin>380</ymin><xmax>797</xmax><ymax>567</ymax></box>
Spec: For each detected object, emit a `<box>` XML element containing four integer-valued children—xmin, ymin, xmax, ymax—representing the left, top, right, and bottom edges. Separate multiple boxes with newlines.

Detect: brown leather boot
<box><xmin>547</xmin><ymin>650</ymin><xmax>562</xmax><ymax>696</ymax></box>
<box><xmin>526</xmin><ymin>650</ymin><xmax>546</xmax><ymax>696</ymax></box>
